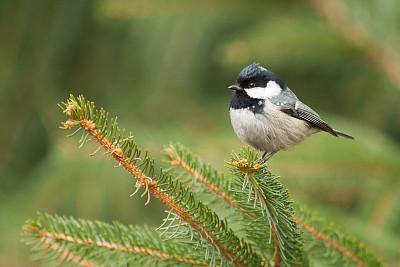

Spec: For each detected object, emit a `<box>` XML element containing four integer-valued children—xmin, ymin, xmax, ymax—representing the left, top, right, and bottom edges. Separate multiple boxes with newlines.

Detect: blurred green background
<box><xmin>1</xmin><ymin>0</ymin><xmax>400</xmax><ymax>266</ymax></box>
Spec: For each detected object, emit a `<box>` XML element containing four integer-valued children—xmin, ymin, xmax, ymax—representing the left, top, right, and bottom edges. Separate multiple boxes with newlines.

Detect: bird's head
<box><xmin>228</xmin><ymin>63</ymin><xmax>286</xmax><ymax>99</ymax></box>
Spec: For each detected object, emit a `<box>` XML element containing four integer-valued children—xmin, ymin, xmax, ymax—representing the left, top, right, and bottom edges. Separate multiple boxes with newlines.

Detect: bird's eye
<box><xmin>249</xmin><ymin>82</ymin><xmax>256</xmax><ymax>88</ymax></box>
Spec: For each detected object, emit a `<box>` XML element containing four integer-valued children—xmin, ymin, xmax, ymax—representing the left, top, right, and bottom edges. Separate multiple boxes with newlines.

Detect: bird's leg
<box><xmin>262</xmin><ymin>151</ymin><xmax>276</xmax><ymax>162</ymax></box>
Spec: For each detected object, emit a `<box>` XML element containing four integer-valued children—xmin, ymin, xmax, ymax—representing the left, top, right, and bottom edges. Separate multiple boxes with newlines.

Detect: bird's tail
<box><xmin>333</xmin><ymin>129</ymin><xmax>354</xmax><ymax>139</ymax></box>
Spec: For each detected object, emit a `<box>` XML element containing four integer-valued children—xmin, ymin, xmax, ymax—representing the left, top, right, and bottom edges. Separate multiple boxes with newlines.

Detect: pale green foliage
<box><xmin>163</xmin><ymin>143</ymin><xmax>235</xmax><ymax>213</ymax></box>
<box><xmin>54</xmin><ymin>95</ymin><xmax>263</xmax><ymax>266</ymax></box>
<box><xmin>296</xmin><ymin>206</ymin><xmax>383</xmax><ymax>267</ymax></box>
<box><xmin>22</xmin><ymin>95</ymin><xmax>383</xmax><ymax>267</ymax></box>
<box><xmin>23</xmin><ymin>213</ymin><xmax>209</xmax><ymax>266</ymax></box>
<box><xmin>228</xmin><ymin>149</ymin><xmax>303</xmax><ymax>266</ymax></box>
<box><xmin>164</xmin><ymin>143</ymin><xmax>230</xmax><ymax>193</ymax></box>
<box><xmin>166</xmin><ymin>144</ymin><xmax>302</xmax><ymax>266</ymax></box>
<box><xmin>165</xmin><ymin>144</ymin><xmax>384</xmax><ymax>267</ymax></box>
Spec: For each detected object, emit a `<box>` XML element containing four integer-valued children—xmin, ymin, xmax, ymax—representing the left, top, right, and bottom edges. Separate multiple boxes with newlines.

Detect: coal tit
<box><xmin>229</xmin><ymin>63</ymin><xmax>354</xmax><ymax>161</ymax></box>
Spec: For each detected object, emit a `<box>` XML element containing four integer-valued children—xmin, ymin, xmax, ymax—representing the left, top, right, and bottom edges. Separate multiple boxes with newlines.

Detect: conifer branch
<box><xmin>164</xmin><ymin>144</ymin><xmax>383</xmax><ymax>267</ymax></box>
<box><xmin>23</xmin><ymin>95</ymin><xmax>382</xmax><ymax>267</ymax></box>
<box><xmin>165</xmin><ymin>145</ymin><xmax>253</xmax><ymax>219</ymax></box>
<box><xmin>291</xmin><ymin>214</ymin><xmax>364</xmax><ymax>267</ymax></box>
<box><xmin>58</xmin><ymin>95</ymin><xmax>263</xmax><ymax>267</ymax></box>
<box><xmin>309</xmin><ymin>0</ymin><xmax>400</xmax><ymax>89</ymax></box>
<box><xmin>295</xmin><ymin>207</ymin><xmax>383</xmax><ymax>267</ymax></box>
<box><xmin>25</xmin><ymin>226</ymin><xmax>207</xmax><ymax>265</ymax></box>
<box><xmin>23</xmin><ymin>213</ymin><xmax>210</xmax><ymax>266</ymax></box>
<box><xmin>227</xmin><ymin>151</ymin><xmax>303</xmax><ymax>267</ymax></box>
<box><xmin>39</xmin><ymin>237</ymin><xmax>96</xmax><ymax>267</ymax></box>
<box><xmin>165</xmin><ymin>145</ymin><xmax>282</xmax><ymax>266</ymax></box>
<box><xmin>165</xmin><ymin>145</ymin><xmax>298</xmax><ymax>266</ymax></box>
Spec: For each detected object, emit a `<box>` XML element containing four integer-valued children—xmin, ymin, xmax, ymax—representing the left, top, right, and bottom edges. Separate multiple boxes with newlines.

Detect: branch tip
<box><xmin>59</xmin><ymin>98</ymin><xmax>250</xmax><ymax>266</ymax></box>
<box><xmin>84</xmin><ymin>120</ymin><xmax>96</xmax><ymax>131</ymax></box>
<box><xmin>64</xmin><ymin>104</ymin><xmax>74</xmax><ymax>117</ymax></box>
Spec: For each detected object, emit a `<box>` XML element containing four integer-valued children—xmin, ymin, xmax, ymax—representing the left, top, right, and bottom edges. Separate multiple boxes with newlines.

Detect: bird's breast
<box><xmin>229</xmin><ymin>101</ymin><xmax>314</xmax><ymax>152</ymax></box>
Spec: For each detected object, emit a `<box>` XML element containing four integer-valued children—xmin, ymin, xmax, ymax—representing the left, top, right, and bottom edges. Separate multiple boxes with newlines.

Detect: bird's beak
<box><xmin>228</xmin><ymin>84</ymin><xmax>243</xmax><ymax>91</ymax></box>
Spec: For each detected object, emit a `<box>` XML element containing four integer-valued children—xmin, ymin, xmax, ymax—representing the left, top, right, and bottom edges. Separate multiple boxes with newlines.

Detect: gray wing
<box><xmin>270</xmin><ymin>88</ymin><xmax>339</xmax><ymax>136</ymax></box>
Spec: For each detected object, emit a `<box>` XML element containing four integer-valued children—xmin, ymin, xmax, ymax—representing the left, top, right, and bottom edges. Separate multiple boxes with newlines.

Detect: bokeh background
<box><xmin>1</xmin><ymin>0</ymin><xmax>399</xmax><ymax>266</ymax></box>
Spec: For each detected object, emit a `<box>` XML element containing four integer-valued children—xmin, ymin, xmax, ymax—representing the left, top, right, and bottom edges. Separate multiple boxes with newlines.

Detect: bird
<box><xmin>228</xmin><ymin>63</ymin><xmax>354</xmax><ymax>161</ymax></box>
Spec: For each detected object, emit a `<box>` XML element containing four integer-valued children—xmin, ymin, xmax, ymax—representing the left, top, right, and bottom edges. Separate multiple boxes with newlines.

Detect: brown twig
<box><xmin>25</xmin><ymin>226</ymin><xmax>208</xmax><ymax>266</ymax></box>
<box><xmin>271</xmin><ymin>225</ymin><xmax>281</xmax><ymax>267</ymax></box>
<box><xmin>166</xmin><ymin>148</ymin><xmax>282</xmax><ymax>266</ymax></box>
<box><xmin>309</xmin><ymin>0</ymin><xmax>400</xmax><ymax>89</ymax></box>
<box><xmin>62</xmin><ymin>118</ymin><xmax>247</xmax><ymax>267</ymax></box>
<box><xmin>166</xmin><ymin>148</ymin><xmax>255</xmax><ymax>220</ymax></box>
<box><xmin>40</xmin><ymin>238</ymin><xmax>96</xmax><ymax>267</ymax></box>
<box><xmin>291</xmin><ymin>214</ymin><xmax>364</xmax><ymax>267</ymax></box>
<box><xmin>369</xmin><ymin>190</ymin><xmax>397</xmax><ymax>229</ymax></box>
<box><xmin>25</xmin><ymin>223</ymin><xmax>96</xmax><ymax>267</ymax></box>
<box><xmin>167</xmin><ymin>149</ymin><xmax>368</xmax><ymax>267</ymax></box>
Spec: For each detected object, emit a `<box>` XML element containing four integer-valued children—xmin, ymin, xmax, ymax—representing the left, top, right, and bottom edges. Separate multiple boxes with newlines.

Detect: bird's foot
<box><xmin>261</xmin><ymin>151</ymin><xmax>276</xmax><ymax>163</ymax></box>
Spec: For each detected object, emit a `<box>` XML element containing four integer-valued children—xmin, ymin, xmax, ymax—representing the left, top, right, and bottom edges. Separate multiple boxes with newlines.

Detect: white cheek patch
<box><xmin>244</xmin><ymin>81</ymin><xmax>282</xmax><ymax>100</ymax></box>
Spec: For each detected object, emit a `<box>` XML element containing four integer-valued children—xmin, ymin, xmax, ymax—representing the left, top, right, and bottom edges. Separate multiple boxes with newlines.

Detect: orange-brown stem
<box><xmin>29</xmin><ymin>224</ymin><xmax>96</xmax><ymax>267</ymax></box>
<box><xmin>166</xmin><ymin>149</ymin><xmax>281</xmax><ymax>265</ymax></box>
<box><xmin>167</xmin><ymin>149</ymin><xmax>366</xmax><ymax>267</ymax></box>
<box><xmin>310</xmin><ymin>0</ymin><xmax>400</xmax><ymax>88</ymax></box>
<box><xmin>369</xmin><ymin>190</ymin><xmax>397</xmax><ymax>229</ymax></box>
<box><xmin>271</xmin><ymin>225</ymin><xmax>281</xmax><ymax>267</ymax></box>
<box><xmin>64</xmin><ymin>119</ymin><xmax>246</xmax><ymax>267</ymax></box>
<box><xmin>26</xmin><ymin>226</ymin><xmax>208</xmax><ymax>266</ymax></box>
<box><xmin>44</xmin><ymin>241</ymin><xmax>96</xmax><ymax>267</ymax></box>
<box><xmin>291</xmin><ymin>214</ymin><xmax>364</xmax><ymax>267</ymax></box>
<box><xmin>166</xmin><ymin>148</ymin><xmax>255</xmax><ymax>221</ymax></box>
